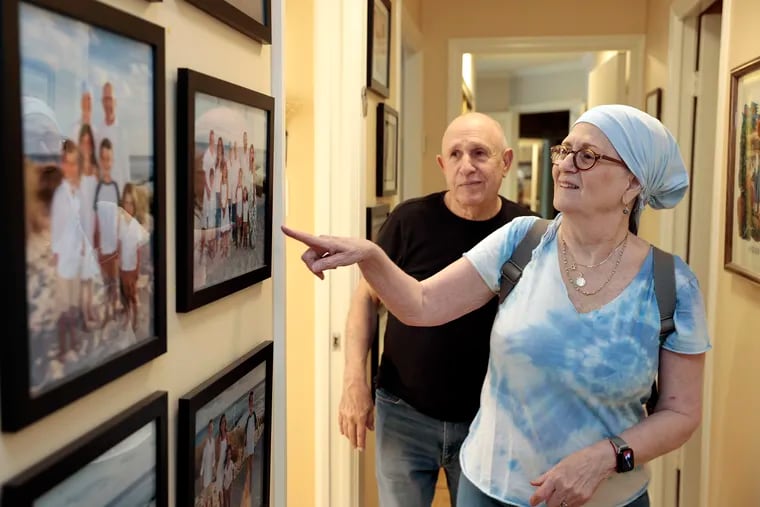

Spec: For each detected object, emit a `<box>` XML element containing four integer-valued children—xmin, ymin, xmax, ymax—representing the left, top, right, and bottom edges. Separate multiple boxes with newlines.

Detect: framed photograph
<box><xmin>0</xmin><ymin>0</ymin><xmax>167</xmax><ymax>432</ymax></box>
<box><xmin>366</xmin><ymin>204</ymin><xmax>390</xmax><ymax>401</ymax></box>
<box><xmin>178</xmin><ymin>341</ymin><xmax>274</xmax><ymax>507</ymax></box>
<box><xmin>176</xmin><ymin>68</ymin><xmax>274</xmax><ymax>312</ymax></box>
<box><xmin>725</xmin><ymin>56</ymin><xmax>760</xmax><ymax>284</ymax></box>
<box><xmin>1</xmin><ymin>391</ymin><xmax>169</xmax><ymax>506</ymax></box>
<box><xmin>645</xmin><ymin>88</ymin><xmax>662</xmax><ymax>120</ymax></box>
<box><xmin>185</xmin><ymin>0</ymin><xmax>271</xmax><ymax>44</ymax></box>
<box><xmin>376</xmin><ymin>103</ymin><xmax>399</xmax><ymax>197</ymax></box>
<box><xmin>366</xmin><ymin>0</ymin><xmax>391</xmax><ymax>97</ymax></box>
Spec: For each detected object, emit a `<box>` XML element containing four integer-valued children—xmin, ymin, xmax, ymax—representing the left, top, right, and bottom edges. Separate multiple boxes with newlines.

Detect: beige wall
<box><xmin>638</xmin><ymin>0</ymin><xmax>672</xmax><ymax>244</ymax></box>
<box><xmin>284</xmin><ymin>0</ymin><xmax>316</xmax><ymax>503</ymax></box>
<box><xmin>477</xmin><ymin>75</ymin><xmax>511</xmax><ymax>111</ymax></box>
<box><xmin>707</xmin><ymin>0</ymin><xmax>760</xmax><ymax>504</ymax></box>
<box><xmin>420</xmin><ymin>0</ymin><xmax>648</xmax><ymax>194</ymax></box>
<box><xmin>0</xmin><ymin>1</ymin><xmax>274</xmax><ymax>504</ymax></box>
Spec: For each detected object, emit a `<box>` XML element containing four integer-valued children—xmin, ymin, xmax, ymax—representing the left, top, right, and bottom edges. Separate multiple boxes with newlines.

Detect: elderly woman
<box><xmin>283</xmin><ymin>105</ymin><xmax>710</xmax><ymax>507</ymax></box>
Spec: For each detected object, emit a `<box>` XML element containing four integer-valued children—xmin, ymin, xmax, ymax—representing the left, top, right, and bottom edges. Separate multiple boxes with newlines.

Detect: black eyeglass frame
<box><xmin>550</xmin><ymin>144</ymin><xmax>627</xmax><ymax>171</ymax></box>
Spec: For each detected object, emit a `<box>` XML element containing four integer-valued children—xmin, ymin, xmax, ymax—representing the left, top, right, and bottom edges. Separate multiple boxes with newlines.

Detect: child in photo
<box><xmin>215</xmin><ymin>414</ymin><xmax>230</xmax><ymax>507</ymax></box>
<box><xmin>241</xmin><ymin>187</ymin><xmax>249</xmax><ymax>249</ymax></box>
<box><xmin>222</xmin><ymin>446</ymin><xmax>234</xmax><ymax>507</ymax></box>
<box><xmin>199</xmin><ymin>419</ymin><xmax>216</xmax><ymax>507</ymax></box>
<box><xmin>94</xmin><ymin>138</ymin><xmax>120</xmax><ymax>324</ymax></box>
<box><xmin>220</xmin><ymin>162</ymin><xmax>230</xmax><ymax>258</ymax></box>
<box><xmin>50</xmin><ymin>140</ymin><xmax>83</xmax><ymax>363</ymax></box>
<box><xmin>118</xmin><ymin>183</ymin><xmax>148</xmax><ymax>333</ymax></box>
<box><xmin>77</xmin><ymin>124</ymin><xmax>100</xmax><ymax>327</ymax></box>
<box><xmin>203</xmin><ymin>167</ymin><xmax>215</xmax><ymax>260</ymax></box>
<box><xmin>235</xmin><ymin>168</ymin><xmax>243</xmax><ymax>249</ymax></box>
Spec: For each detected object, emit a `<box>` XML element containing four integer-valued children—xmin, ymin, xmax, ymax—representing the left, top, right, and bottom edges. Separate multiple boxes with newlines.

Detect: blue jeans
<box><xmin>375</xmin><ymin>388</ymin><xmax>471</xmax><ymax>507</ymax></box>
<box><xmin>457</xmin><ymin>472</ymin><xmax>651</xmax><ymax>507</ymax></box>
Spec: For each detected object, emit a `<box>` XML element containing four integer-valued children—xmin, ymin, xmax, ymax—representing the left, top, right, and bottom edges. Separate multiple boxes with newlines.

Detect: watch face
<box><xmin>620</xmin><ymin>448</ymin><xmax>635</xmax><ymax>471</ymax></box>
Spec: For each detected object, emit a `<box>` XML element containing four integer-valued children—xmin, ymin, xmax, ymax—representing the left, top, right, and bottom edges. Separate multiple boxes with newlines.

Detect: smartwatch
<box><xmin>609</xmin><ymin>436</ymin><xmax>635</xmax><ymax>473</ymax></box>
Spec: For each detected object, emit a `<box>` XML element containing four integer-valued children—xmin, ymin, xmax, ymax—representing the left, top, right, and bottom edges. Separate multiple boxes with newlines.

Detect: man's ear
<box><xmin>436</xmin><ymin>154</ymin><xmax>445</xmax><ymax>171</ymax></box>
<box><xmin>502</xmin><ymin>148</ymin><xmax>514</xmax><ymax>176</ymax></box>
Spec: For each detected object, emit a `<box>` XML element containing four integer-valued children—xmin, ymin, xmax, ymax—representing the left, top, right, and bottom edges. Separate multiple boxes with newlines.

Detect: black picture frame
<box><xmin>725</xmin><ymin>56</ymin><xmax>760</xmax><ymax>285</ymax></box>
<box><xmin>645</xmin><ymin>88</ymin><xmax>663</xmax><ymax>120</ymax></box>
<box><xmin>1</xmin><ymin>391</ymin><xmax>169</xmax><ymax>506</ymax></box>
<box><xmin>376</xmin><ymin>103</ymin><xmax>399</xmax><ymax>197</ymax></box>
<box><xmin>366</xmin><ymin>204</ymin><xmax>389</xmax><ymax>402</ymax></box>
<box><xmin>176</xmin><ymin>68</ymin><xmax>274</xmax><ymax>312</ymax></box>
<box><xmin>366</xmin><ymin>0</ymin><xmax>391</xmax><ymax>97</ymax></box>
<box><xmin>0</xmin><ymin>0</ymin><xmax>167</xmax><ymax>432</ymax></box>
<box><xmin>185</xmin><ymin>0</ymin><xmax>271</xmax><ymax>45</ymax></box>
<box><xmin>177</xmin><ymin>341</ymin><xmax>274</xmax><ymax>507</ymax></box>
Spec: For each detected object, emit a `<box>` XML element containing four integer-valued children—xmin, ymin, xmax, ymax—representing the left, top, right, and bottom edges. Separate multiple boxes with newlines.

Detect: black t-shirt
<box><xmin>375</xmin><ymin>191</ymin><xmax>537</xmax><ymax>422</ymax></box>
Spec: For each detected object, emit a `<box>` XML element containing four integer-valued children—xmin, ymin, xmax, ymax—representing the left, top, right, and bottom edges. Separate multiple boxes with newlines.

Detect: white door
<box><xmin>679</xmin><ymin>10</ymin><xmax>722</xmax><ymax>507</ymax></box>
<box><xmin>587</xmin><ymin>51</ymin><xmax>627</xmax><ymax>107</ymax></box>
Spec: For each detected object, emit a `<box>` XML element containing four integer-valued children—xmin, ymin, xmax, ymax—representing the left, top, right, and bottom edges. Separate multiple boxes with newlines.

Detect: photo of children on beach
<box><xmin>193</xmin><ymin>364</ymin><xmax>268</xmax><ymax>507</ymax></box>
<box><xmin>20</xmin><ymin>2</ymin><xmax>157</xmax><ymax>396</ymax></box>
<box><xmin>191</xmin><ymin>92</ymin><xmax>269</xmax><ymax>292</ymax></box>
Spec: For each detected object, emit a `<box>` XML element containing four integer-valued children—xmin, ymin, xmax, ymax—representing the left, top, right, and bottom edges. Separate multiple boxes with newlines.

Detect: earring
<box><xmin>623</xmin><ymin>206</ymin><xmax>630</xmax><ymax>215</ymax></box>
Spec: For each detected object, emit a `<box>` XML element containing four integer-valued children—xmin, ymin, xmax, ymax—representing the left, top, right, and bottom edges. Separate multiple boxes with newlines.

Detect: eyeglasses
<box><xmin>550</xmin><ymin>145</ymin><xmax>627</xmax><ymax>171</ymax></box>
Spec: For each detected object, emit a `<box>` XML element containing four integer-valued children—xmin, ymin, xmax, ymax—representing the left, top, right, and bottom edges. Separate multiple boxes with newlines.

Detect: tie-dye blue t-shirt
<box><xmin>459</xmin><ymin>215</ymin><xmax>711</xmax><ymax>507</ymax></box>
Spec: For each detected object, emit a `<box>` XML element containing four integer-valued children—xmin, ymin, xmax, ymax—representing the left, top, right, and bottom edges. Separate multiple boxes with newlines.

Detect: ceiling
<box><xmin>474</xmin><ymin>51</ymin><xmax>596</xmax><ymax>78</ymax></box>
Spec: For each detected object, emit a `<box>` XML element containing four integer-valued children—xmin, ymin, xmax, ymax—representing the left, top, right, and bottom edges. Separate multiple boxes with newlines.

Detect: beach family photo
<box><xmin>178</xmin><ymin>342</ymin><xmax>273</xmax><ymax>507</ymax></box>
<box><xmin>177</xmin><ymin>69</ymin><xmax>273</xmax><ymax>312</ymax></box>
<box><xmin>1</xmin><ymin>391</ymin><xmax>168</xmax><ymax>507</ymax></box>
<box><xmin>2</xmin><ymin>0</ymin><xmax>166</xmax><ymax>432</ymax></box>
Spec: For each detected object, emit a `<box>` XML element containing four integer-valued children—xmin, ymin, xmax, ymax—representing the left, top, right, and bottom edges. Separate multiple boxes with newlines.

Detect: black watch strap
<box><xmin>609</xmin><ymin>436</ymin><xmax>635</xmax><ymax>473</ymax></box>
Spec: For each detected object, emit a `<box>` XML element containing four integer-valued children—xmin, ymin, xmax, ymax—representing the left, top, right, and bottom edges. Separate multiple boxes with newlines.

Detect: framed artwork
<box><xmin>0</xmin><ymin>0</ymin><xmax>167</xmax><ymax>432</ymax></box>
<box><xmin>177</xmin><ymin>341</ymin><xmax>274</xmax><ymax>507</ymax></box>
<box><xmin>366</xmin><ymin>204</ymin><xmax>390</xmax><ymax>401</ymax></box>
<box><xmin>725</xmin><ymin>56</ymin><xmax>760</xmax><ymax>284</ymax></box>
<box><xmin>176</xmin><ymin>68</ymin><xmax>274</xmax><ymax>312</ymax></box>
<box><xmin>376</xmin><ymin>103</ymin><xmax>399</xmax><ymax>197</ymax></box>
<box><xmin>366</xmin><ymin>0</ymin><xmax>391</xmax><ymax>97</ymax></box>
<box><xmin>645</xmin><ymin>88</ymin><xmax>662</xmax><ymax>120</ymax></box>
<box><xmin>185</xmin><ymin>0</ymin><xmax>271</xmax><ymax>44</ymax></box>
<box><xmin>1</xmin><ymin>391</ymin><xmax>169</xmax><ymax>506</ymax></box>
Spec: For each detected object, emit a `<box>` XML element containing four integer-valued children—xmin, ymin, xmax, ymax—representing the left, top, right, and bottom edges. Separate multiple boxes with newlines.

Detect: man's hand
<box><xmin>339</xmin><ymin>377</ymin><xmax>375</xmax><ymax>451</ymax></box>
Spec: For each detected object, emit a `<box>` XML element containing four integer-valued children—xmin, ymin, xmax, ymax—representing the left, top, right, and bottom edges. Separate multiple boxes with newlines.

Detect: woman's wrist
<box><xmin>593</xmin><ymin>439</ymin><xmax>618</xmax><ymax>477</ymax></box>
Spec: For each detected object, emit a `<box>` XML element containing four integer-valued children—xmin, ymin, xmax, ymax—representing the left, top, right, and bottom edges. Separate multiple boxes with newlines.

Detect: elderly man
<box><xmin>338</xmin><ymin>112</ymin><xmax>537</xmax><ymax>506</ymax></box>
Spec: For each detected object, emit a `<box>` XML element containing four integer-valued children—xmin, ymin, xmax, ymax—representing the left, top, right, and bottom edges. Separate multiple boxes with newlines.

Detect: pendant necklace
<box><xmin>561</xmin><ymin>231</ymin><xmax>629</xmax><ymax>296</ymax></box>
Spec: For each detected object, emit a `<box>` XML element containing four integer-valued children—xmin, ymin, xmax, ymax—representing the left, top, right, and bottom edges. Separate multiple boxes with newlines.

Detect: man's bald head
<box><xmin>441</xmin><ymin>112</ymin><xmax>508</xmax><ymax>155</ymax></box>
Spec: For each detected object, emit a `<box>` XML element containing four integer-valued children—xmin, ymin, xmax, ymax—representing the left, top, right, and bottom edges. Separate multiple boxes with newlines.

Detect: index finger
<box><xmin>281</xmin><ymin>225</ymin><xmax>324</xmax><ymax>247</ymax></box>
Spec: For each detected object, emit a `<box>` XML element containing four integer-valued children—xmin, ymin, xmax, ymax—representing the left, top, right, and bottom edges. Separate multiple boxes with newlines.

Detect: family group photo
<box><xmin>193</xmin><ymin>366</ymin><xmax>268</xmax><ymax>507</ymax></box>
<box><xmin>191</xmin><ymin>92</ymin><xmax>269</xmax><ymax>292</ymax></box>
<box><xmin>20</xmin><ymin>2</ymin><xmax>157</xmax><ymax>396</ymax></box>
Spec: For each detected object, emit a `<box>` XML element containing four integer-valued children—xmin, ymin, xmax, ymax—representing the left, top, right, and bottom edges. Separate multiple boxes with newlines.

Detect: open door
<box><xmin>587</xmin><ymin>51</ymin><xmax>627</xmax><ymax>107</ymax></box>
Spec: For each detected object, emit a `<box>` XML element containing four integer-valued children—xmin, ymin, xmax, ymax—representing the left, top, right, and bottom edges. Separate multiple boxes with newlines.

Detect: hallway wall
<box><xmin>284</xmin><ymin>0</ymin><xmax>316</xmax><ymax>504</ymax></box>
<box><xmin>0</xmin><ymin>1</ymin><xmax>275</xmax><ymax>504</ymax></box>
<box><xmin>706</xmin><ymin>0</ymin><xmax>760</xmax><ymax>503</ymax></box>
<box><xmin>419</xmin><ymin>0</ymin><xmax>648</xmax><ymax>194</ymax></box>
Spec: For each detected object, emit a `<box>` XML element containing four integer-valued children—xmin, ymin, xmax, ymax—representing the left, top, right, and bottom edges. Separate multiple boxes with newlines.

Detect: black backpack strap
<box><xmin>646</xmin><ymin>246</ymin><xmax>676</xmax><ymax>414</ymax></box>
<box><xmin>652</xmin><ymin>246</ymin><xmax>676</xmax><ymax>345</ymax></box>
<box><xmin>498</xmin><ymin>218</ymin><xmax>550</xmax><ymax>304</ymax></box>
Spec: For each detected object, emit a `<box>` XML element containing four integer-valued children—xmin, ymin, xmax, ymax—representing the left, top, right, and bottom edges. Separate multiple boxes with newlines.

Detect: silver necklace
<box><xmin>561</xmin><ymin>232</ymin><xmax>628</xmax><ymax>296</ymax></box>
<box><xmin>571</xmin><ymin>233</ymin><xmax>629</xmax><ymax>269</ymax></box>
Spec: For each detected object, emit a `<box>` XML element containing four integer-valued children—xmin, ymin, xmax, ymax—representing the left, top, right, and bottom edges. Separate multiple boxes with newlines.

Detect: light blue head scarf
<box><xmin>573</xmin><ymin>104</ymin><xmax>689</xmax><ymax>220</ymax></box>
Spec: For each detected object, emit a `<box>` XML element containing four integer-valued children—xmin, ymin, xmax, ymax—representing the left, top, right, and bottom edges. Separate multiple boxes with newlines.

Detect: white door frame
<box><xmin>659</xmin><ymin>1</ymin><xmax>728</xmax><ymax>506</ymax></box>
<box><xmin>446</xmin><ymin>35</ymin><xmax>646</xmax><ymax>124</ymax></box>
<box><xmin>313</xmin><ymin>0</ymin><xmax>366</xmax><ymax>506</ymax></box>
<box><xmin>400</xmin><ymin>2</ymin><xmax>424</xmax><ymax>201</ymax></box>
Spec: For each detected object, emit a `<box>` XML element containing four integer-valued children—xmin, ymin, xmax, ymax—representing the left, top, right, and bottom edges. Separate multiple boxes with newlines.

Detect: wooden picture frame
<box><xmin>0</xmin><ymin>0</ymin><xmax>167</xmax><ymax>432</ymax></box>
<box><xmin>1</xmin><ymin>391</ymin><xmax>169</xmax><ymax>506</ymax></box>
<box><xmin>185</xmin><ymin>0</ymin><xmax>271</xmax><ymax>45</ymax></box>
<box><xmin>366</xmin><ymin>204</ymin><xmax>390</xmax><ymax>401</ymax></box>
<box><xmin>725</xmin><ymin>56</ymin><xmax>760</xmax><ymax>284</ymax></box>
<box><xmin>176</xmin><ymin>68</ymin><xmax>274</xmax><ymax>312</ymax></box>
<box><xmin>645</xmin><ymin>88</ymin><xmax>663</xmax><ymax>120</ymax></box>
<box><xmin>366</xmin><ymin>0</ymin><xmax>391</xmax><ymax>97</ymax></box>
<box><xmin>177</xmin><ymin>341</ymin><xmax>274</xmax><ymax>507</ymax></box>
<box><xmin>375</xmin><ymin>103</ymin><xmax>399</xmax><ymax>197</ymax></box>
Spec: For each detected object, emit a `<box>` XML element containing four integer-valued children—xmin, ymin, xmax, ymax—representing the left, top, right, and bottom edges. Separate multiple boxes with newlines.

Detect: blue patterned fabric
<box><xmin>459</xmin><ymin>215</ymin><xmax>711</xmax><ymax>506</ymax></box>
